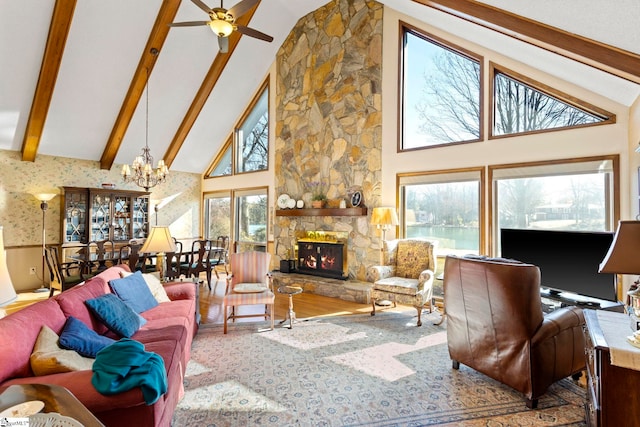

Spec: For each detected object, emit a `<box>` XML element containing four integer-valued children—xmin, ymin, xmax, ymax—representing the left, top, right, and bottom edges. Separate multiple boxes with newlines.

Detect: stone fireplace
<box><xmin>295</xmin><ymin>231</ymin><xmax>348</xmax><ymax>280</ymax></box>
<box><xmin>273</xmin><ymin>0</ymin><xmax>384</xmax><ymax>281</ymax></box>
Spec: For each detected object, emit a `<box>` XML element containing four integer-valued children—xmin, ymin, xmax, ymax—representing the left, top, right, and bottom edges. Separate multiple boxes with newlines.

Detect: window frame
<box><xmin>398</xmin><ymin>21</ymin><xmax>484</xmax><ymax>153</ymax></box>
<box><xmin>203</xmin><ymin>190</ymin><xmax>231</xmax><ymax>240</ymax></box>
<box><xmin>488</xmin><ymin>155</ymin><xmax>620</xmax><ymax>255</ymax></box>
<box><xmin>204</xmin><ymin>136</ymin><xmax>233</xmax><ymax>178</ymax></box>
<box><xmin>489</xmin><ymin>63</ymin><xmax>616</xmax><ymax>139</ymax></box>
<box><xmin>204</xmin><ymin>77</ymin><xmax>270</xmax><ymax>179</ymax></box>
<box><xmin>233</xmin><ymin>186</ymin><xmax>269</xmax><ymax>253</ymax></box>
<box><xmin>397</xmin><ymin>167</ymin><xmax>486</xmax><ymax>256</ymax></box>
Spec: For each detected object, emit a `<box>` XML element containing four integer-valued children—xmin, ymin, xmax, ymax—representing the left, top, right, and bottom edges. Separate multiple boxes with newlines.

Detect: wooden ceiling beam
<box><xmin>100</xmin><ymin>0</ymin><xmax>182</xmax><ymax>170</ymax></box>
<box><xmin>412</xmin><ymin>0</ymin><xmax>640</xmax><ymax>85</ymax></box>
<box><xmin>162</xmin><ymin>2</ymin><xmax>262</xmax><ymax>168</ymax></box>
<box><xmin>21</xmin><ymin>0</ymin><xmax>77</xmax><ymax>162</ymax></box>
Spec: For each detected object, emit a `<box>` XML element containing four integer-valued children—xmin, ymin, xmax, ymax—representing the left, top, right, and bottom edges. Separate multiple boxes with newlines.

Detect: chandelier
<box><xmin>122</xmin><ymin>57</ymin><xmax>168</xmax><ymax>192</ymax></box>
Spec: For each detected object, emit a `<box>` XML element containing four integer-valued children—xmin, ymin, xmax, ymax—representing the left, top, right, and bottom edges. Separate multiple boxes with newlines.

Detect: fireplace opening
<box><xmin>297</xmin><ymin>241</ymin><xmax>347</xmax><ymax>280</ymax></box>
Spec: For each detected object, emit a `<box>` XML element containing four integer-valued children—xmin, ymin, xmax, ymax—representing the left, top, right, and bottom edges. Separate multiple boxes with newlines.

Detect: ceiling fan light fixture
<box><xmin>209</xmin><ymin>19</ymin><xmax>233</xmax><ymax>37</ymax></box>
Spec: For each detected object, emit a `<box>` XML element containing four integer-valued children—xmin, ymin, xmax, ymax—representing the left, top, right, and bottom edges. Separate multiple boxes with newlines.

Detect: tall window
<box><xmin>235</xmin><ymin>188</ymin><xmax>268</xmax><ymax>252</ymax></box>
<box><xmin>399</xmin><ymin>169</ymin><xmax>483</xmax><ymax>255</ymax></box>
<box><xmin>400</xmin><ymin>24</ymin><xmax>481</xmax><ymax>150</ymax></box>
<box><xmin>204</xmin><ymin>192</ymin><xmax>231</xmax><ymax>239</ymax></box>
<box><xmin>491</xmin><ymin>157</ymin><xmax>617</xmax><ymax>252</ymax></box>
<box><xmin>492</xmin><ymin>65</ymin><xmax>613</xmax><ymax>137</ymax></box>
<box><xmin>205</xmin><ymin>79</ymin><xmax>269</xmax><ymax>178</ymax></box>
<box><xmin>236</xmin><ymin>83</ymin><xmax>268</xmax><ymax>173</ymax></box>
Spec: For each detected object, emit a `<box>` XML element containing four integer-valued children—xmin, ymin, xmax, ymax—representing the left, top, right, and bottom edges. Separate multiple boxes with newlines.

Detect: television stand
<box><xmin>540</xmin><ymin>288</ymin><xmax>624</xmax><ymax>313</ymax></box>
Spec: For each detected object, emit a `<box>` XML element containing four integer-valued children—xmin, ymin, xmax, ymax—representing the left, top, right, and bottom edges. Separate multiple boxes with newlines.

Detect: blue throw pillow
<box><xmin>109</xmin><ymin>271</ymin><xmax>159</xmax><ymax>314</ymax></box>
<box><xmin>85</xmin><ymin>294</ymin><xmax>147</xmax><ymax>338</ymax></box>
<box><xmin>59</xmin><ymin>316</ymin><xmax>116</xmax><ymax>358</ymax></box>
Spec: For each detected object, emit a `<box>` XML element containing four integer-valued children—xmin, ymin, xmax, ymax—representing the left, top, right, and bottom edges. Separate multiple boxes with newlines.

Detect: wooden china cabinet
<box><xmin>60</xmin><ymin>187</ymin><xmax>150</xmax><ymax>246</ymax></box>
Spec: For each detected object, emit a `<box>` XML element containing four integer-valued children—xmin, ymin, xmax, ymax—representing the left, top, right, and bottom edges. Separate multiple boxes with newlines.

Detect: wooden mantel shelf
<box><xmin>276</xmin><ymin>207</ymin><xmax>368</xmax><ymax>217</ymax></box>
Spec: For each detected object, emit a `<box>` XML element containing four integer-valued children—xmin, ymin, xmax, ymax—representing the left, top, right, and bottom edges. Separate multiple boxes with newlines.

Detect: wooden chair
<box><xmin>223</xmin><ymin>251</ymin><xmax>274</xmax><ymax>334</ymax></box>
<box><xmin>209</xmin><ymin>235</ymin><xmax>229</xmax><ymax>281</ymax></box>
<box><xmin>44</xmin><ymin>246</ymin><xmax>86</xmax><ymax>297</ymax></box>
<box><xmin>119</xmin><ymin>243</ymin><xmax>153</xmax><ymax>273</ymax></box>
<box><xmin>164</xmin><ymin>239</ymin><xmax>183</xmax><ymax>281</ymax></box>
<box><xmin>180</xmin><ymin>240</ymin><xmax>214</xmax><ymax>287</ymax></box>
<box><xmin>86</xmin><ymin>240</ymin><xmax>116</xmax><ymax>272</ymax></box>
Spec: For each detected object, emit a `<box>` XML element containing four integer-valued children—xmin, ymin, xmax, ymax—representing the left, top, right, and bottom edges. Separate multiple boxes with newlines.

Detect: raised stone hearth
<box><xmin>272</xmin><ymin>272</ymin><xmax>372</xmax><ymax>304</ymax></box>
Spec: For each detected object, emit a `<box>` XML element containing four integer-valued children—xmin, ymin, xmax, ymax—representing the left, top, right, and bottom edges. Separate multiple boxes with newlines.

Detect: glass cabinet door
<box><xmin>91</xmin><ymin>194</ymin><xmax>112</xmax><ymax>241</ymax></box>
<box><xmin>113</xmin><ymin>196</ymin><xmax>131</xmax><ymax>241</ymax></box>
<box><xmin>64</xmin><ymin>190</ymin><xmax>88</xmax><ymax>243</ymax></box>
<box><xmin>132</xmin><ymin>196</ymin><xmax>149</xmax><ymax>239</ymax></box>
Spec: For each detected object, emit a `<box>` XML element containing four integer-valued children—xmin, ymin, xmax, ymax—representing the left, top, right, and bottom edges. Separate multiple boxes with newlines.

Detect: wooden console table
<box><xmin>583</xmin><ymin>309</ymin><xmax>640</xmax><ymax>426</ymax></box>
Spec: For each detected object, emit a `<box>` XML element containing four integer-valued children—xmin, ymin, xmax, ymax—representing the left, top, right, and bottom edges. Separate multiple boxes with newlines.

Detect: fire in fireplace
<box><xmin>297</xmin><ymin>241</ymin><xmax>347</xmax><ymax>280</ymax></box>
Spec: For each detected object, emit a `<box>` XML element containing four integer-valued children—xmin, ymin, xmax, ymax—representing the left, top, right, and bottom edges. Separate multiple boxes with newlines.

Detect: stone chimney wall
<box><xmin>274</xmin><ymin>0</ymin><xmax>383</xmax><ymax>280</ymax></box>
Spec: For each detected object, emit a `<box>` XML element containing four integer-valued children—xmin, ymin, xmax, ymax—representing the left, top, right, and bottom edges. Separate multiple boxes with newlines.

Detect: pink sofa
<box><xmin>0</xmin><ymin>265</ymin><xmax>198</xmax><ymax>426</ymax></box>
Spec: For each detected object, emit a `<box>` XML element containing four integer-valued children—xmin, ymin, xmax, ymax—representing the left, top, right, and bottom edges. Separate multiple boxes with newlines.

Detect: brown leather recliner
<box><xmin>444</xmin><ymin>255</ymin><xmax>585</xmax><ymax>409</ymax></box>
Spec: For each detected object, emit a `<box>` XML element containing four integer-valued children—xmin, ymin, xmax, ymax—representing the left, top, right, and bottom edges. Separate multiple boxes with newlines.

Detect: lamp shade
<box><xmin>371</xmin><ymin>207</ymin><xmax>399</xmax><ymax>228</ymax></box>
<box><xmin>599</xmin><ymin>220</ymin><xmax>640</xmax><ymax>274</ymax></box>
<box><xmin>140</xmin><ymin>226</ymin><xmax>177</xmax><ymax>254</ymax></box>
<box><xmin>33</xmin><ymin>193</ymin><xmax>57</xmax><ymax>202</ymax></box>
<box><xmin>0</xmin><ymin>226</ymin><xmax>17</xmax><ymax>307</ymax></box>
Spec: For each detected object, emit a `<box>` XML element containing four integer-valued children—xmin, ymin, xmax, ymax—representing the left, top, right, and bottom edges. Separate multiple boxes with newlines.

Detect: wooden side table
<box><xmin>583</xmin><ymin>309</ymin><xmax>640</xmax><ymax>426</ymax></box>
<box><xmin>0</xmin><ymin>383</ymin><xmax>104</xmax><ymax>426</ymax></box>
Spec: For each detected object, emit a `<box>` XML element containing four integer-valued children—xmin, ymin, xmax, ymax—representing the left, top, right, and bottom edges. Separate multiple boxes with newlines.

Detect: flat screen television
<box><xmin>500</xmin><ymin>228</ymin><xmax>617</xmax><ymax>302</ymax></box>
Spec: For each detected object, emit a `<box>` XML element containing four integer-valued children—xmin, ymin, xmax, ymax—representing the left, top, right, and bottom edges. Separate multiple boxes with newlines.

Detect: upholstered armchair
<box><xmin>444</xmin><ymin>255</ymin><xmax>586</xmax><ymax>409</ymax></box>
<box><xmin>366</xmin><ymin>239</ymin><xmax>437</xmax><ymax>326</ymax></box>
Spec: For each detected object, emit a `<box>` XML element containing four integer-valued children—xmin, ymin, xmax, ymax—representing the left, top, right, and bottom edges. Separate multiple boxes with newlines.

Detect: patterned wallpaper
<box><xmin>0</xmin><ymin>149</ymin><xmax>201</xmax><ymax>247</ymax></box>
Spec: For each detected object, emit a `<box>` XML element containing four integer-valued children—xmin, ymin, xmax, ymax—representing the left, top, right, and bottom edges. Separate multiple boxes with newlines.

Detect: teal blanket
<box><xmin>91</xmin><ymin>338</ymin><xmax>167</xmax><ymax>405</ymax></box>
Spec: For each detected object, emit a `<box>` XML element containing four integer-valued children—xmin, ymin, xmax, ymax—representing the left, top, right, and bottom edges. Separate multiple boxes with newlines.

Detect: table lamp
<box><xmin>0</xmin><ymin>226</ymin><xmax>18</xmax><ymax>307</ymax></box>
<box><xmin>599</xmin><ymin>220</ymin><xmax>640</xmax><ymax>316</ymax></box>
<box><xmin>371</xmin><ymin>207</ymin><xmax>399</xmax><ymax>265</ymax></box>
<box><xmin>140</xmin><ymin>226</ymin><xmax>177</xmax><ymax>282</ymax></box>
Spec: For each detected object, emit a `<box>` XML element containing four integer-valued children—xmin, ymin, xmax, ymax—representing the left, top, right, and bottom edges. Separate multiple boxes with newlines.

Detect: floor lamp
<box><xmin>34</xmin><ymin>193</ymin><xmax>57</xmax><ymax>293</ymax></box>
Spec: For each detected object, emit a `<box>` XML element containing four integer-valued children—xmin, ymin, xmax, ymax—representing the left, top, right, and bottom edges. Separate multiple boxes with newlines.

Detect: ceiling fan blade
<box><xmin>218</xmin><ymin>36</ymin><xmax>229</xmax><ymax>53</ymax></box>
<box><xmin>168</xmin><ymin>20</ymin><xmax>211</xmax><ymax>27</ymax></box>
<box><xmin>190</xmin><ymin>0</ymin><xmax>213</xmax><ymax>14</ymax></box>
<box><xmin>235</xmin><ymin>25</ymin><xmax>274</xmax><ymax>42</ymax></box>
<box><xmin>227</xmin><ymin>0</ymin><xmax>260</xmax><ymax>19</ymax></box>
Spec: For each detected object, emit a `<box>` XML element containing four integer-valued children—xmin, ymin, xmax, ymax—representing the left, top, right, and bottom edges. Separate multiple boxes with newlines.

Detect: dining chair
<box><xmin>164</xmin><ymin>239</ymin><xmax>183</xmax><ymax>281</ymax></box>
<box><xmin>180</xmin><ymin>240</ymin><xmax>215</xmax><ymax>287</ymax></box>
<box><xmin>223</xmin><ymin>251</ymin><xmax>274</xmax><ymax>334</ymax></box>
<box><xmin>44</xmin><ymin>246</ymin><xmax>87</xmax><ymax>297</ymax></box>
<box><xmin>119</xmin><ymin>243</ymin><xmax>153</xmax><ymax>273</ymax></box>
<box><xmin>85</xmin><ymin>240</ymin><xmax>116</xmax><ymax>273</ymax></box>
<box><xmin>209</xmin><ymin>235</ymin><xmax>229</xmax><ymax>281</ymax></box>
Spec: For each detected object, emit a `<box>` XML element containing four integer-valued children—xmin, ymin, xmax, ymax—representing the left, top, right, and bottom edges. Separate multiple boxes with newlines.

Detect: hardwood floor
<box><xmin>198</xmin><ymin>272</ymin><xmax>444</xmax><ymax>326</ymax></box>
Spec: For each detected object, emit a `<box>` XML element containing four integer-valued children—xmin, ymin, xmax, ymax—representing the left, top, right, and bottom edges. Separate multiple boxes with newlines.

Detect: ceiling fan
<box><xmin>169</xmin><ymin>0</ymin><xmax>274</xmax><ymax>53</ymax></box>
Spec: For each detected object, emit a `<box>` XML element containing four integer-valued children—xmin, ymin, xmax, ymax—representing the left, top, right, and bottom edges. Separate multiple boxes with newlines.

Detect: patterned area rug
<box><xmin>172</xmin><ymin>312</ymin><xmax>587</xmax><ymax>426</ymax></box>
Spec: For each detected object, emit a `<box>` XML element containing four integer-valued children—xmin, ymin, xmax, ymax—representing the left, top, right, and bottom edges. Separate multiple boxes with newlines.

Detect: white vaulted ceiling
<box><xmin>1</xmin><ymin>0</ymin><xmax>639</xmax><ymax>174</ymax></box>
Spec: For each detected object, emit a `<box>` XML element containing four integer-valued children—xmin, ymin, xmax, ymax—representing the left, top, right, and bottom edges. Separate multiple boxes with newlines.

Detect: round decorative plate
<box><xmin>286</xmin><ymin>198</ymin><xmax>296</xmax><ymax>209</ymax></box>
<box><xmin>0</xmin><ymin>401</ymin><xmax>44</xmax><ymax>418</ymax></box>
<box><xmin>29</xmin><ymin>413</ymin><xmax>83</xmax><ymax>427</ymax></box>
<box><xmin>277</xmin><ymin>194</ymin><xmax>290</xmax><ymax>209</ymax></box>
